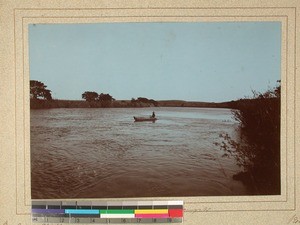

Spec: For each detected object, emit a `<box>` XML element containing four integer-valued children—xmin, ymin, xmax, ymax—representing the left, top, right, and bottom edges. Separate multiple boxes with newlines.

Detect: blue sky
<box><xmin>29</xmin><ymin>22</ymin><xmax>281</xmax><ymax>102</ymax></box>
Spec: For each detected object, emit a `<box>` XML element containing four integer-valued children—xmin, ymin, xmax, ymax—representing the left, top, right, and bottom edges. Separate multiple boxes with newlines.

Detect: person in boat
<box><xmin>151</xmin><ymin>111</ymin><xmax>156</xmax><ymax>118</ymax></box>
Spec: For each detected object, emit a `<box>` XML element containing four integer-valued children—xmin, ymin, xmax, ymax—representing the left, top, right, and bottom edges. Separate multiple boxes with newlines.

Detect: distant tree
<box><xmin>137</xmin><ymin>97</ymin><xmax>149</xmax><ymax>103</ymax></box>
<box><xmin>82</xmin><ymin>91</ymin><xmax>98</xmax><ymax>102</ymax></box>
<box><xmin>136</xmin><ymin>97</ymin><xmax>158</xmax><ymax>106</ymax></box>
<box><xmin>98</xmin><ymin>93</ymin><xmax>114</xmax><ymax>102</ymax></box>
<box><xmin>98</xmin><ymin>93</ymin><xmax>114</xmax><ymax>107</ymax></box>
<box><xmin>30</xmin><ymin>80</ymin><xmax>52</xmax><ymax>100</ymax></box>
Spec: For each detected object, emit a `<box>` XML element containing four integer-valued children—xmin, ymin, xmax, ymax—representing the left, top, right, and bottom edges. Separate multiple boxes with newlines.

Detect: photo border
<box><xmin>1</xmin><ymin>3</ymin><xmax>297</xmax><ymax>225</ymax></box>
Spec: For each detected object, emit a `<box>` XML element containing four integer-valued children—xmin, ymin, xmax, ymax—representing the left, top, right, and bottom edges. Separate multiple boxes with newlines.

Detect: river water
<box><xmin>31</xmin><ymin>107</ymin><xmax>250</xmax><ymax>199</ymax></box>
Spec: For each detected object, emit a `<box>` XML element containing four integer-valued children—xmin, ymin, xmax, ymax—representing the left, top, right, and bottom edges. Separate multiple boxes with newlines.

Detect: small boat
<box><xmin>133</xmin><ymin>116</ymin><xmax>157</xmax><ymax>122</ymax></box>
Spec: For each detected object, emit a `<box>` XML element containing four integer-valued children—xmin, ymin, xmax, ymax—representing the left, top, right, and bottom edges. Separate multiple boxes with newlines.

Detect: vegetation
<box><xmin>98</xmin><ymin>93</ymin><xmax>114</xmax><ymax>101</ymax></box>
<box><xmin>98</xmin><ymin>93</ymin><xmax>115</xmax><ymax>107</ymax></box>
<box><xmin>134</xmin><ymin>97</ymin><xmax>158</xmax><ymax>106</ymax></box>
<box><xmin>215</xmin><ymin>81</ymin><xmax>281</xmax><ymax>194</ymax></box>
<box><xmin>30</xmin><ymin>80</ymin><xmax>52</xmax><ymax>100</ymax></box>
<box><xmin>81</xmin><ymin>91</ymin><xmax>115</xmax><ymax>107</ymax></box>
<box><xmin>82</xmin><ymin>91</ymin><xmax>98</xmax><ymax>102</ymax></box>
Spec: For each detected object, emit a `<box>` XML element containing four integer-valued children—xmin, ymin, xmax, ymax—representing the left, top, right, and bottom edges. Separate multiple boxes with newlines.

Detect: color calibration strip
<box><xmin>31</xmin><ymin>200</ymin><xmax>183</xmax><ymax>223</ymax></box>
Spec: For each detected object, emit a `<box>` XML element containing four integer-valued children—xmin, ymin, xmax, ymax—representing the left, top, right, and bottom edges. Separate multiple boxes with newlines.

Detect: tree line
<box><xmin>29</xmin><ymin>80</ymin><xmax>158</xmax><ymax>107</ymax></box>
<box><xmin>82</xmin><ymin>91</ymin><xmax>115</xmax><ymax>102</ymax></box>
<box><xmin>29</xmin><ymin>80</ymin><xmax>115</xmax><ymax>102</ymax></box>
<box><xmin>81</xmin><ymin>91</ymin><xmax>115</xmax><ymax>107</ymax></box>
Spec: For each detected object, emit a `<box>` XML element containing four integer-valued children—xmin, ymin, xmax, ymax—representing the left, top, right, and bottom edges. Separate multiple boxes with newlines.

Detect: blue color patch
<box><xmin>65</xmin><ymin>209</ymin><xmax>100</xmax><ymax>214</ymax></box>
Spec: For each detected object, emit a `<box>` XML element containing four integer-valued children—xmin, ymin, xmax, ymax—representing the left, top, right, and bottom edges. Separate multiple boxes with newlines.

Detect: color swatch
<box><xmin>32</xmin><ymin>200</ymin><xmax>183</xmax><ymax>223</ymax></box>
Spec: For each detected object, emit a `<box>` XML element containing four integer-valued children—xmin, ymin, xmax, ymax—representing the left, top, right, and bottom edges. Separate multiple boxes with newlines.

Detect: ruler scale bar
<box><xmin>32</xmin><ymin>200</ymin><xmax>183</xmax><ymax>223</ymax></box>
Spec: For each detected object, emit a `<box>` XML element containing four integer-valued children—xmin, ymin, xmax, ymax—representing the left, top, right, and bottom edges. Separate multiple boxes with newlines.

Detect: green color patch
<box><xmin>100</xmin><ymin>209</ymin><xmax>135</xmax><ymax>214</ymax></box>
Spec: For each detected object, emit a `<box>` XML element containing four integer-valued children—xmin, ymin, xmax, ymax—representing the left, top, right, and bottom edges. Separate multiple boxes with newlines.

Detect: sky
<box><xmin>29</xmin><ymin>22</ymin><xmax>281</xmax><ymax>102</ymax></box>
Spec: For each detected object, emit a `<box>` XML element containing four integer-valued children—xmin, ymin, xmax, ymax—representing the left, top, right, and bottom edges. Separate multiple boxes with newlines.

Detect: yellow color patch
<box><xmin>134</xmin><ymin>209</ymin><xmax>168</xmax><ymax>214</ymax></box>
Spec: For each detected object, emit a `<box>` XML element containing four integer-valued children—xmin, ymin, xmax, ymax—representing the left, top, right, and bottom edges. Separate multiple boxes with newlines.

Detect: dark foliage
<box><xmin>136</xmin><ymin>97</ymin><xmax>158</xmax><ymax>106</ymax></box>
<box><xmin>98</xmin><ymin>93</ymin><xmax>114</xmax><ymax>101</ymax></box>
<box><xmin>98</xmin><ymin>93</ymin><xmax>114</xmax><ymax>107</ymax></box>
<box><xmin>30</xmin><ymin>80</ymin><xmax>52</xmax><ymax>100</ymax></box>
<box><xmin>82</xmin><ymin>91</ymin><xmax>99</xmax><ymax>102</ymax></box>
<box><xmin>215</xmin><ymin>82</ymin><xmax>281</xmax><ymax>194</ymax></box>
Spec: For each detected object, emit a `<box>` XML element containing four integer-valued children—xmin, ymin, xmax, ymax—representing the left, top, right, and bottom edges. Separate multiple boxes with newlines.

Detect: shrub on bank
<box><xmin>216</xmin><ymin>82</ymin><xmax>281</xmax><ymax>194</ymax></box>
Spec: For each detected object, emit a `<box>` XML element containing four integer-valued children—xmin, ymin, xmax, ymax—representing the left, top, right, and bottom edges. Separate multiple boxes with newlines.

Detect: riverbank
<box><xmin>30</xmin><ymin>99</ymin><xmax>235</xmax><ymax>109</ymax></box>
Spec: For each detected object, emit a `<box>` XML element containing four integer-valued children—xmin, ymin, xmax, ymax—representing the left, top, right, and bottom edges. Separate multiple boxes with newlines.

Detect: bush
<box><xmin>216</xmin><ymin>82</ymin><xmax>281</xmax><ymax>194</ymax></box>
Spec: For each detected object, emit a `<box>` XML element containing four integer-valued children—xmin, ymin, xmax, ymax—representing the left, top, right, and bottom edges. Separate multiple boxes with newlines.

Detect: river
<box><xmin>31</xmin><ymin>107</ymin><xmax>250</xmax><ymax>199</ymax></box>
